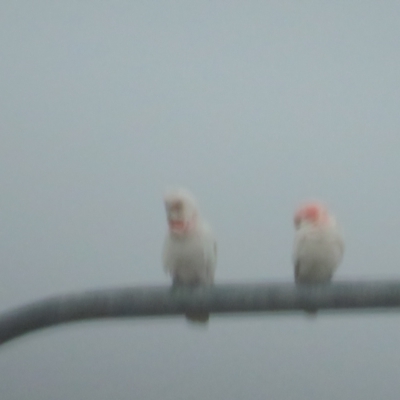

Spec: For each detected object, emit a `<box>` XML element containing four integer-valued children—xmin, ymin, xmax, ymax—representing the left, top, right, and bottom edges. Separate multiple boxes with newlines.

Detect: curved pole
<box><xmin>1</xmin><ymin>281</ymin><xmax>400</xmax><ymax>346</ymax></box>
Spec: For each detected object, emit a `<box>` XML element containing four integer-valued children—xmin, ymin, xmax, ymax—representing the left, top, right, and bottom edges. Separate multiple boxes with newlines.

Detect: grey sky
<box><xmin>1</xmin><ymin>2</ymin><xmax>400</xmax><ymax>399</ymax></box>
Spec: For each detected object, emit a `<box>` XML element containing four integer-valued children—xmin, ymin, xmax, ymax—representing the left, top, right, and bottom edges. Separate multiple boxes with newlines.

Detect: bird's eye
<box><xmin>171</xmin><ymin>201</ymin><xmax>183</xmax><ymax>211</ymax></box>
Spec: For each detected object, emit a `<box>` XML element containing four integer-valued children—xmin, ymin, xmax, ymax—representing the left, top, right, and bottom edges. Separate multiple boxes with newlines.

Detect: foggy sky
<box><xmin>1</xmin><ymin>2</ymin><xmax>400</xmax><ymax>399</ymax></box>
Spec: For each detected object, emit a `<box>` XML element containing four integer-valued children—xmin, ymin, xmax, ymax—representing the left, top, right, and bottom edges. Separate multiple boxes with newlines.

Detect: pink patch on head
<box><xmin>294</xmin><ymin>202</ymin><xmax>327</xmax><ymax>226</ymax></box>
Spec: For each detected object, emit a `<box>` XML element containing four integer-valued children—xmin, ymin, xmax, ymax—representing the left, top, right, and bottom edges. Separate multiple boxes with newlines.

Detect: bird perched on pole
<box><xmin>293</xmin><ymin>201</ymin><xmax>344</xmax><ymax>313</ymax></box>
<box><xmin>162</xmin><ymin>188</ymin><xmax>217</xmax><ymax>324</ymax></box>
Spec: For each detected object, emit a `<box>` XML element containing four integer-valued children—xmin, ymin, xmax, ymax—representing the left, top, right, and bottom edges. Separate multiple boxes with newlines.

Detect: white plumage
<box><xmin>162</xmin><ymin>188</ymin><xmax>217</xmax><ymax>323</ymax></box>
<box><xmin>293</xmin><ymin>202</ymin><xmax>344</xmax><ymax>284</ymax></box>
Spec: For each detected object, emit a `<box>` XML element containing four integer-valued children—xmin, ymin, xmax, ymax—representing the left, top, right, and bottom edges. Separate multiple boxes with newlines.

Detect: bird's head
<box><xmin>294</xmin><ymin>202</ymin><xmax>331</xmax><ymax>229</ymax></box>
<box><xmin>164</xmin><ymin>188</ymin><xmax>199</xmax><ymax>236</ymax></box>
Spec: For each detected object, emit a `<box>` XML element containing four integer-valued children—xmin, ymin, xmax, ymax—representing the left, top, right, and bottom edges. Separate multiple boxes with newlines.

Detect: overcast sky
<box><xmin>1</xmin><ymin>2</ymin><xmax>400</xmax><ymax>399</ymax></box>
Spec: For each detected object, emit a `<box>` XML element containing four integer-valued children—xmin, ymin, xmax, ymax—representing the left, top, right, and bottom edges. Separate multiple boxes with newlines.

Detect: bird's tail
<box><xmin>304</xmin><ymin>309</ymin><xmax>318</xmax><ymax>318</ymax></box>
<box><xmin>171</xmin><ymin>278</ymin><xmax>211</xmax><ymax>324</ymax></box>
<box><xmin>185</xmin><ymin>312</ymin><xmax>210</xmax><ymax>324</ymax></box>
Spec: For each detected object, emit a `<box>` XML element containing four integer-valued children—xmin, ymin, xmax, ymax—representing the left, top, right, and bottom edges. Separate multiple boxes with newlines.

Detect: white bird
<box><xmin>293</xmin><ymin>202</ymin><xmax>344</xmax><ymax>313</ymax></box>
<box><xmin>162</xmin><ymin>188</ymin><xmax>217</xmax><ymax>323</ymax></box>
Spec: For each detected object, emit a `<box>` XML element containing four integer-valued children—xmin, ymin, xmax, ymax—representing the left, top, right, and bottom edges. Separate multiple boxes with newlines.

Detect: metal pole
<box><xmin>0</xmin><ymin>281</ymin><xmax>400</xmax><ymax>346</ymax></box>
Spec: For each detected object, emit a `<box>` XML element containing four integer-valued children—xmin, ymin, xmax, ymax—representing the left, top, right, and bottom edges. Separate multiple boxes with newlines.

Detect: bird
<box><xmin>162</xmin><ymin>188</ymin><xmax>217</xmax><ymax>324</ymax></box>
<box><xmin>293</xmin><ymin>201</ymin><xmax>344</xmax><ymax>313</ymax></box>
